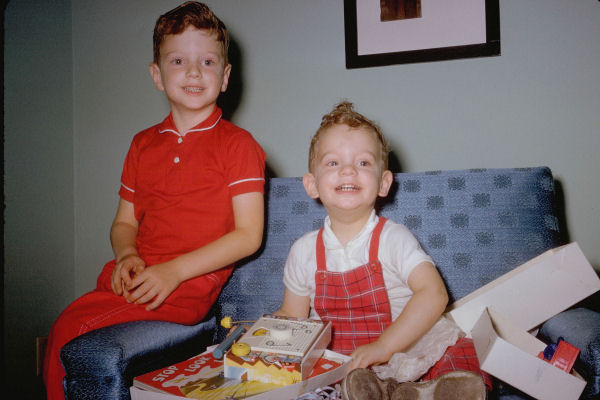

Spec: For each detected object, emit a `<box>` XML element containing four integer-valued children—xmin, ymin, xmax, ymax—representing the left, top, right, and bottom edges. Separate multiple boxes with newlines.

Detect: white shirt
<box><xmin>283</xmin><ymin>210</ymin><xmax>434</xmax><ymax>320</ymax></box>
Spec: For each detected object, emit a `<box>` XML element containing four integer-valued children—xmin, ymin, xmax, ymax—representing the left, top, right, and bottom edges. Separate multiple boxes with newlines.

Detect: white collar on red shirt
<box><xmin>158</xmin><ymin>107</ymin><xmax>223</xmax><ymax>137</ymax></box>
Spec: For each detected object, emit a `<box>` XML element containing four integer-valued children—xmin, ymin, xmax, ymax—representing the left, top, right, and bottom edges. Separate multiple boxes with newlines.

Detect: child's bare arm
<box><xmin>274</xmin><ymin>288</ymin><xmax>311</xmax><ymax>318</ymax></box>
<box><xmin>125</xmin><ymin>191</ymin><xmax>265</xmax><ymax>311</ymax></box>
<box><xmin>110</xmin><ymin>199</ymin><xmax>145</xmax><ymax>295</ymax></box>
<box><xmin>349</xmin><ymin>261</ymin><xmax>448</xmax><ymax>370</ymax></box>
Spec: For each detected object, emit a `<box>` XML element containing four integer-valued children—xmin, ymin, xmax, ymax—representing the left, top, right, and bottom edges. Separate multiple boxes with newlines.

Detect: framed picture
<box><xmin>344</xmin><ymin>0</ymin><xmax>500</xmax><ymax>68</ymax></box>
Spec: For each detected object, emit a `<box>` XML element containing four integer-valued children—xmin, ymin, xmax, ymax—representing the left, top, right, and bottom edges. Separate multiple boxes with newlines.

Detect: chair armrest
<box><xmin>538</xmin><ymin>308</ymin><xmax>600</xmax><ymax>400</ymax></box>
<box><xmin>60</xmin><ymin>318</ymin><xmax>216</xmax><ymax>400</ymax></box>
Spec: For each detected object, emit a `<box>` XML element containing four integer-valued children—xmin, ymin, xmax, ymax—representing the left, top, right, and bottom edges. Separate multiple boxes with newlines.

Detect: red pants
<box><xmin>43</xmin><ymin>260</ymin><xmax>226</xmax><ymax>400</ymax></box>
<box><xmin>422</xmin><ymin>337</ymin><xmax>494</xmax><ymax>391</ymax></box>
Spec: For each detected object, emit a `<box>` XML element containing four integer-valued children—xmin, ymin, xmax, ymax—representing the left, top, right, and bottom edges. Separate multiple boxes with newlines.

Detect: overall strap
<box><xmin>316</xmin><ymin>228</ymin><xmax>326</xmax><ymax>272</ymax></box>
<box><xmin>316</xmin><ymin>217</ymin><xmax>388</xmax><ymax>272</ymax></box>
<box><xmin>368</xmin><ymin>217</ymin><xmax>387</xmax><ymax>263</ymax></box>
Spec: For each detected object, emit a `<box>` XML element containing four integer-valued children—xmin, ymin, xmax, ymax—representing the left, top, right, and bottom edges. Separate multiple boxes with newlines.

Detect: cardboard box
<box><xmin>130</xmin><ymin>350</ymin><xmax>351</xmax><ymax>400</ymax></box>
<box><xmin>447</xmin><ymin>242</ymin><xmax>600</xmax><ymax>335</ymax></box>
<box><xmin>472</xmin><ymin>308</ymin><xmax>586</xmax><ymax>400</ymax></box>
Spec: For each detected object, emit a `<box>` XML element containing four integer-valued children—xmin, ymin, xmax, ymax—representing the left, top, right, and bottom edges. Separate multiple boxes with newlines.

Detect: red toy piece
<box><xmin>549</xmin><ymin>340</ymin><xmax>579</xmax><ymax>373</ymax></box>
<box><xmin>537</xmin><ymin>338</ymin><xmax>579</xmax><ymax>373</ymax></box>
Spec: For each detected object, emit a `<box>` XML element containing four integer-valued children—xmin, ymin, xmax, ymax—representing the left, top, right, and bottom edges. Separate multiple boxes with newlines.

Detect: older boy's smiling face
<box><xmin>150</xmin><ymin>26</ymin><xmax>231</xmax><ymax>129</ymax></box>
<box><xmin>304</xmin><ymin>124</ymin><xmax>392</xmax><ymax>219</ymax></box>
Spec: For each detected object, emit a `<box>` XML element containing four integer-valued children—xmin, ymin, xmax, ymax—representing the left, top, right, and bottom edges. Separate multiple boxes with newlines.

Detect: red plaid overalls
<box><xmin>314</xmin><ymin>217</ymin><xmax>392</xmax><ymax>355</ymax></box>
<box><xmin>313</xmin><ymin>217</ymin><xmax>494</xmax><ymax>390</ymax></box>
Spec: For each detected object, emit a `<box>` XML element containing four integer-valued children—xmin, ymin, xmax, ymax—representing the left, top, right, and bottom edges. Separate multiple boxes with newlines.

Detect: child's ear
<box><xmin>378</xmin><ymin>170</ymin><xmax>393</xmax><ymax>197</ymax></box>
<box><xmin>149</xmin><ymin>62</ymin><xmax>164</xmax><ymax>91</ymax></box>
<box><xmin>302</xmin><ymin>173</ymin><xmax>319</xmax><ymax>199</ymax></box>
<box><xmin>221</xmin><ymin>63</ymin><xmax>232</xmax><ymax>93</ymax></box>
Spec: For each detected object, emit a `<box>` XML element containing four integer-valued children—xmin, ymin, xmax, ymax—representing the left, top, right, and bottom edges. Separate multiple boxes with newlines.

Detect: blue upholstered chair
<box><xmin>60</xmin><ymin>167</ymin><xmax>600</xmax><ymax>399</ymax></box>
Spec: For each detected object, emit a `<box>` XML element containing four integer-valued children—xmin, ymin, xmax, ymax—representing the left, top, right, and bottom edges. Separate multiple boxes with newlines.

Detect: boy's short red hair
<box><xmin>308</xmin><ymin>101</ymin><xmax>390</xmax><ymax>172</ymax></box>
<box><xmin>153</xmin><ymin>1</ymin><xmax>230</xmax><ymax>64</ymax></box>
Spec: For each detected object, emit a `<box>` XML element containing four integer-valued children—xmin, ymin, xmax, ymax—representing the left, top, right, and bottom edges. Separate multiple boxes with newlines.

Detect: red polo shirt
<box><xmin>118</xmin><ymin>107</ymin><xmax>266</xmax><ymax>268</ymax></box>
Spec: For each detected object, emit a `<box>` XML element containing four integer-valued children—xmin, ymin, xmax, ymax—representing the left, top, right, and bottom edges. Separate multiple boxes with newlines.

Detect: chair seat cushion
<box><xmin>61</xmin><ymin>318</ymin><xmax>216</xmax><ymax>399</ymax></box>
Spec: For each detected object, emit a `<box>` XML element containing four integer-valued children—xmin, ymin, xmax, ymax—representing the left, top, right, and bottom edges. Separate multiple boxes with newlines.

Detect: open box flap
<box><xmin>447</xmin><ymin>243</ymin><xmax>600</xmax><ymax>335</ymax></box>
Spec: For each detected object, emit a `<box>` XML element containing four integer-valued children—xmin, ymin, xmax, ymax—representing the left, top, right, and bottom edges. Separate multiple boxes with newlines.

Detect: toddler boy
<box><xmin>276</xmin><ymin>102</ymin><xmax>490</xmax><ymax>400</ymax></box>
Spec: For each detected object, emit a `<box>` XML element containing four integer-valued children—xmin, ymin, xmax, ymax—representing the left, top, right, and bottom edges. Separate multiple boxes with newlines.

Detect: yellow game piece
<box><xmin>231</xmin><ymin>342</ymin><xmax>251</xmax><ymax>357</ymax></box>
<box><xmin>220</xmin><ymin>317</ymin><xmax>256</xmax><ymax>330</ymax></box>
<box><xmin>221</xmin><ymin>317</ymin><xmax>233</xmax><ymax>329</ymax></box>
<box><xmin>252</xmin><ymin>328</ymin><xmax>268</xmax><ymax>336</ymax></box>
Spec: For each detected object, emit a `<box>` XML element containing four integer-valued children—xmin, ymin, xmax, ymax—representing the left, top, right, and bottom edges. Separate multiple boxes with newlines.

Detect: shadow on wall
<box><xmin>388</xmin><ymin>150</ymin><xmax>404</xmax><ymax>174</ymax></box>
<box><xmin>218</xmin><ymin>35</ymin><xmax>244</xmax><ymax>122</ymax></box>
<box><xmin>553</xmin><ymin>179</ymin><xmax>570</xmax><ymax>246</ymax></box>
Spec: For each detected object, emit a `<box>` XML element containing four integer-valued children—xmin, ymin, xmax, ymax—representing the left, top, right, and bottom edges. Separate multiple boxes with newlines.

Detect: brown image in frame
<box><xmin>381</xmin><ymin>0</ymin><xmax>422</xmax><ymax>21</ymax></box>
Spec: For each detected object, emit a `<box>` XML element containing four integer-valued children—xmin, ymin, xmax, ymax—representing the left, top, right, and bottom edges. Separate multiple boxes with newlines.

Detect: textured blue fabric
<box><xmin>379</xmin><ymin>168</ymin><xmax>560</xmax><ymax>301</ymax></box>
<box><xmin>61</xmin><ymin>318</ymin><xmax>215</xmax><ymax>400</ymax></box>
<box><xmin>539</xmin><ymin>308</ymin><xmax>600</xmax><ymax>399</ymax></box>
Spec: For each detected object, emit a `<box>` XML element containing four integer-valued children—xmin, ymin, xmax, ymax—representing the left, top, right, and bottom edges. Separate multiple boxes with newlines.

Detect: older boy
<box><xmin>43</xmin><ymin>3</ymin><xmax>266</xmax><ymax>399</ymax></box>
<box><xmin>276</xmin><ymin>102</ymin><xmax>490</xmax><ymax>400</ymax></box>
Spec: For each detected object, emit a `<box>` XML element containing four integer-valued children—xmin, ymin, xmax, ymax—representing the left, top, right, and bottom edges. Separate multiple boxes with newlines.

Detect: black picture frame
<box><xmin>344</xmin><ymin>0</ymin><xmax>500</xmax><ymax>69</ymax></box>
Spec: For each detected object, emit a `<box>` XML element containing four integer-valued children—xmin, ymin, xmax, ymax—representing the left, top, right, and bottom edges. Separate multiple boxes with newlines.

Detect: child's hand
<box><xmin>111</xmin><ymin>254</ymin><xmax>146</xmax><ymax>296</ymax></box>
<box><xmin>349</xmin><ymin>341</ymin><xmax>393</xmax><ymax>371</ymax></box>
<box><xmin>124</xmin><ymin>262</ymin><xmax>181</xmax><ymax>311</ymax></box>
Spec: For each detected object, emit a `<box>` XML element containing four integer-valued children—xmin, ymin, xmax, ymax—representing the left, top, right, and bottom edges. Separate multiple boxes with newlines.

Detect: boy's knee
<box><xmin>61</xmin><ymin>332</ymin><xmax>124</xmax><ymax>376</ymax></box>
<box><xmin>61</xmin><ymin>332</ymin><xmax>129</xmax><ymax>400</ymax></box>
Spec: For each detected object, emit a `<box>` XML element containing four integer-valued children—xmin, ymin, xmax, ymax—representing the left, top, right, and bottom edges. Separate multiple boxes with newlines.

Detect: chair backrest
<box><xmin>214</xmin><ymin>167</ymin><xmax>561</xmax><ymax>341</ymax></box>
